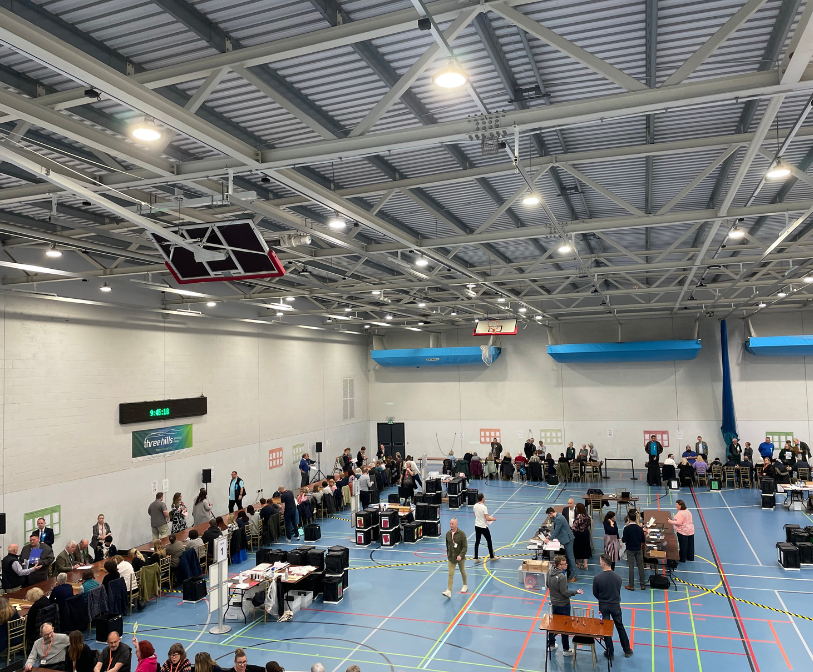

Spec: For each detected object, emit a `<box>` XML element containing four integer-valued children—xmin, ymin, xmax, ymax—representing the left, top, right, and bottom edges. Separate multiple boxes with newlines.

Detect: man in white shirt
<box><xmin>25</xmin><ymin>623</ymin><xmax>69</xmax><ymax>671</ymax></box>
<box><xmin>473</xmin><ymin>493</ymin><xmax>499</xmax><ymax>563</ymax></box>
<box><xmin>663</xmin><ymin>454</ymin><xmax>676</xmax><ymax>467</ymax></box>
<box><xmin>695</xmin><ymin>436</ymin><xmax>709</xmax><ymax>460</ymax></box>
<box><xmin>563</xmin><ymin>498</ymin><xmax>577</xmax><ymax>526</ymax></box>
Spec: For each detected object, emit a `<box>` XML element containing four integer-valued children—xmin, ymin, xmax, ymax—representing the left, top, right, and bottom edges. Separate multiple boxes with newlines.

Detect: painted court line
<box><xmin>774</xmin><ymin>590</ymin><xmax>813</xmax><ymax>663</ymax></box>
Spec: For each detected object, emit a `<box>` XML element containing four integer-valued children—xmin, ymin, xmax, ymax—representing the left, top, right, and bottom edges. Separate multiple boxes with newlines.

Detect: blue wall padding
<box><xmin>745</xmin><ymin>336</ymin><xmax>813</xmax><ymax>357</ymax></box>
<box><xmin>370</xmin><ymin>346</ymin><xmax>501</xmax><ymax>367</ymax></box>
<box><xmin>547</xmin><ymin>339</ymin><xmax>702</xmax><ymax>363</ymax></box>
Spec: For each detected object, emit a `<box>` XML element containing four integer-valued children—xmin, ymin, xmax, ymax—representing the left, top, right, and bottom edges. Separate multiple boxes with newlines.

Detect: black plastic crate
<box><xmin>325</xmin><ymin>551</ymin><xmax>343</xmax><ymax>574</ymax></box>
<box><xmin>467</xmin><ymin>489</ymin><xmax>479</xmax><ymax>506</ymax></box>
<box><xmin>422</xmin><ymin>520</ymin><xmax>441</xmax><ymax>537</ymax></box>
<box><xmin>306</xmin><ymin>548</ymin><xmax>325</xmax><ymax>570</ymax></box>
<box><xmin>425</xmin><ymin>478</ymin><xmax>442</xmax><ymax>494</ymax></box>
<box><xmin>426</xmin><ymin>492</ymin><xmax>442</xmax><ymax>505</ymax></box>
<box><xmin>380</xmin><ymin>509</ymin><xmax>399</xmax><ymax>529</ymax></box>
<box><xmin>777</xmin><ymin>541</ymin><xmax>800</xmax><ymax>569</ymax></box>
<box><xmin>789</xmin><ymin>528</ymin><xmax>809</xmax><ymax>545</ymax></box>
<box><xmin>356</xmin><ymin>511</ymin><xmax>372</xmax><ymax>529</ymax></box>
<box><xmin>365</xmin><ymin>507</ymin><xmax>380</xmax><ymax>526</ymax></box>
<box><xmin>796</xmin><ymin>541</ymin><xmax>813</xmax><ymax>564</ymax></box>
<box><xmin>403</xmin><ymin>522</ymin><xmax>423</xmax><ymax>543</ymax></box>
<box><xmin>381</xmin><ymin>527</ymin><xmax>401</xmax><ymax>546</ymax></box>
<box><xmin>447</xmin><ymin>477</ymin><xmax>465</xmax><ymax>496</ymax></box>
<box><xmin>449</xmin><ymin>493</ymin><xmax>464</xmax><ymax>509</ymax></box>
<box><xmin>761</xmin><ymin>494</ymin><xmax>775</xmax><ymax>509</ymax></box>
<box><xmin>784</xmin><ymin>523</ymin><xmax>802</xmax><ymax>543</ymax></box>
<box><xmin>355</xmin><ymin>527</ymin><xmax>372</xmax><ymax>546</ymax></box>
<box><xmin>327</xmin><ymin>545</ymin><xmax>350</xmax><ymax>569</ymax></box>
<box><xmin>323</xmin><ymin>575</ymin><xmax>343</xmax><ymax>603</ymax></box>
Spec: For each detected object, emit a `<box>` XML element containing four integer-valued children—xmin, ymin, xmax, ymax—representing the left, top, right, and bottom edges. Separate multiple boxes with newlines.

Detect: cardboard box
<box><xmin>521</xmin><ymin>559</ymin><xmax>549</xmax><ymax>572</ymax></box>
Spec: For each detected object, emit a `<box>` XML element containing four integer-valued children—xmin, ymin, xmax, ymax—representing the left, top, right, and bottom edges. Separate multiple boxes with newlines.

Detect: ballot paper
<box><xmin>75</xmin><ymin>565</ymin><xmax>93</xmax><ymax>570</ymax></box>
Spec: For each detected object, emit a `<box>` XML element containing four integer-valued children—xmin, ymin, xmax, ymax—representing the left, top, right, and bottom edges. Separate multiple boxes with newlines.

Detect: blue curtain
<box><xmin>720</xmin><ymin>320</ymin><xmax>738</xmax><ymax>445</ymax></box>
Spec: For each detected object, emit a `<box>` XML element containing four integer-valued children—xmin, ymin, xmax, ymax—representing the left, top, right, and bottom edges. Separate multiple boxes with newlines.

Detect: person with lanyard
<box><xmin>160</xmin><ymin>644</ymin><xmax>191</xmax><ymax>672</ymax></box>
<box><xmin>94</xmin><ymin>632</ymin><xmax>131</xmax><ymax>672</ymax></box>
<box><xmin>490</xmin><ymin>438</ymin><xmax>503</xmax><ymax>461</ymax></box>
<box><xmin>758</xmin><ymin>436</ymin><xmax>775</xmax><ymax>462</ymax></box>
<box><xmin>228</xmin><ymin>471</ymin><xmax>246</xmax><ymax>513</ymax></box>
<box><xmin>25</xmin><ymin>622</ymin><xmax>69</xmax><ymax>671</ymax></box>
<box><xmin>299</xmin><ymin>453</ymin><xmax>315</xmax><ymax>487</ymax></box>
<box><xmin>377</xmin><ymin>443</ymin><xmax>385</xmax><ymax>461</ymax></box>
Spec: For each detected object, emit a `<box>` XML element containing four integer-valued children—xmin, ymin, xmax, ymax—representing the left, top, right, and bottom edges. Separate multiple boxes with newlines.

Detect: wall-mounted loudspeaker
<box><xmin>0</xmin><ymin>513</ymin><xmax>6</xmax><ymax>535</ymax></box>
<box><xmin>315</xmin><ymin>441</ymin><xmax>323</xmax><ymax>453</ymax></box>
<box><xmin>202</xmin><ymin>468</ymin><xmax>212</xmax><ymax>483</ymax></box>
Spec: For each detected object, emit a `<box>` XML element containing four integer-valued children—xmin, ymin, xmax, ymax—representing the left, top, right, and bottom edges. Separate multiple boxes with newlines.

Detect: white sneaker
<box><xmin>563</xmin><ymin>650</ymin><xmax>573</xmax><ymax>657</ymax></box>
<box><xmin>547</xmin><ymin>644</ymin><xmax>557</xmax><ymax>652</ymax></box>
<box><xmin>442</xmin><ymin>590</ymin><xmax>452</xmax><ymax>598</ymax></box>
<box><xmin>461</xmin><ymin>585</ymin><xmax>468</xmax><ymax>593</ymax></box>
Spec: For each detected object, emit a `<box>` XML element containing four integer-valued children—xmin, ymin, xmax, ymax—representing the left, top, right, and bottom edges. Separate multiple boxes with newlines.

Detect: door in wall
<box><xmin>377</xmin><ymin>422</ymin><xmax>405</xmax><ymax>458</ymax></box>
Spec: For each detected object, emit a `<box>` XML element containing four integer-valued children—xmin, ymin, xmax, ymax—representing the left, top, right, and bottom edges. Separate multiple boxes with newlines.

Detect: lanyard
<box><xmin>106</xmin><ymin>648</ymin><xmax>117</xmax><ymax>670</ymax></box>
<box><xmin>42</xmin><ymin>638</ymin><xmax>54</xmax><ymax>660</ymax></box>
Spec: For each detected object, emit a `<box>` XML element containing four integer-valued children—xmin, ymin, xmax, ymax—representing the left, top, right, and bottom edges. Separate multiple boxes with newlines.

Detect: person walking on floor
<box><xmin>228</xmin><ymin>471</ymin><xmax>246</xmax><ymax>513</ymax></box>
<box><xmin>443</xmin><ymin>518</ymin><xmax>467</xmax><ymax>598</ymax></box>
<box><xmin>592</xmin><ymin>554</ymin><xmax>633</xmax><ymax>660</ymax></box>
<box><xmin>621</xmin><ymin>511</ymin><xmax>647</xmax><ymax>590</ymax></box>
<box><xmin>545</xmin><ymin>507</ymin><xmax>577</xmax><ymax>582</ymax></box>
<box><xmin>668</xmin><ymin>499</ymin><xmax>695</xmax><ymax>562</ymax></box>
<box><xmin>147</xmin><ymin>493</ymin><xmax>169</xmax><ymax>541</ymax></box>
<box><xmin>473</xmin><ymin>493</ymin><xmax>499</xmax><ymax>563</ymax></box>
<box><xmin>603</xmin><ymin>511</ymin><xmax>620</xmax><ymax>570</ymax></box>
<box><xmin>543</xmin><ymin>555</ymin><xmax>583</xmax><ymax>656</ymax></box>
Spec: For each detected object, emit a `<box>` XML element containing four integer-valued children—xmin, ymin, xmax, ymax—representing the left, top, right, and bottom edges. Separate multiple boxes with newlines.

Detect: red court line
<box><xmin>665</xmin><ymin>587</ymin><xmax>675</xmax><ymax>672</ymax></box>
<box><xmin>511</xmin><ymin>591</ymin><xmax>548</xmax><ymax>672</ymax></box>
<box><xmin>768</xmin><ymin>620</ymin><xmax>792</xmax><ymax>670</ymax></box>
<box><xmin>692</xmin><ymin>487</ymin><xmax>762</xmax><ymax>672</ymax></box>
<box><xmin>630</xmin><ymin>607</ymin><xmax>636</xmax><ymax>650</ymax></box>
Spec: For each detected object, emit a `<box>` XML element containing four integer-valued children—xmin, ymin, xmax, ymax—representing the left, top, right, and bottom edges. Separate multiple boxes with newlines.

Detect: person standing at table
<box><xmin>545</xmin><ymin>507</ymin><xmax>577</xmax><ymax>582</ymax></box>
<box><xmin>169</xmin><ymin>493</ymin><xmax>188</xmax><ymax>534</ymax></box>
<box><xmin>91</xmin><ymin>514</ymin><xmax>111</xmax><ymax>551</ymax></box>
<box><xmin>793</xmin><ymin>437</ymin><xmax>811</xmax><ymax>462</ymax></box>
<box><xmin>442</xmin><ymin>518</ymin><xmax>467</xmax><ymax>598</ymax></box>
<box><xmin>743</xmin><ymin>441</ymin><xmax>754</xmax><ymax>464</ymax></box>
<box><xmin>668</xmin><ymin>499</ymin><xmax>695</xmax><ymax>563</ymax></box>
<box><xmin>228</xmin><ymin>471</ymin><xmax>246</xmax><ymax>513</ymax></box>
<box><xmin>35</xmin><ymin>518</ymin><xmax>55</xmax><ymax>547</ymax></box>
<box><xmin>645</xmin><ymin>435</ymin><xmax>663</xmax><ymax>463</ymax></box>
<box><xmin>277</xmin><ymin>486</ymin><xmax>299</xmax><ymax>542</ymax></box>
<box><xmin>695</xmin><ymin>436</ymin><xmax>709</xmax><ymax>461</ymax></box>
<box><xmin>544</xmin><ymin>554</ymin><xmax>583</xmax><ymax>655</ymax></box>
<box><xmin>192</xmin><ymin>488</ymin><xmax>213</xmax><ymax>525</ymax></box>
<box><xmin>1</xmin><ymin>544</ymin><xmax>40</xmax><ymax>591</ymax></box>
<box><xmin>148</xmin><ymin>493</ymin><xmax>170</xmax><ymax>541</ymax></box>
<box><xmin>473</xmin><ymin>493</ymin><xmax>499</xmax><ymax>563</ymax></box>
<box><xmin>593</xmin><ymin>554</ymin><xmax>633</xmax><ymax>660</ymax></box>
<box><xmin>94</xmin><ymin>631</ymin><xmax>132</xmax><ymax>672</ymax></box>
<box><xmin>490</xmin><ymin>438</ymin><xmax>502</xmax><ymax>461</ymax></box>
<box><xmin>300</xmin><ymin>453</ymin><xmax>315</xmax><ymax>487</ymax></box>
<box><xmin>20</xmin><ymin>534</ymin><xmax>53</xmax><ymax>584</ymax></box>
<box><xmin>621</xmin><ymin>513</ymin><xmax>646</xmax><ymax>590</ymax></box>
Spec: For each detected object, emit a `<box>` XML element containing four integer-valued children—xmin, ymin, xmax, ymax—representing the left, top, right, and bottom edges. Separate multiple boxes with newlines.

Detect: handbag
<box><xmin>618</xmin><ymin>541</ymin><xmax>627</xmax><ymax>560</ymax></box>
<box><xmin>403</xmin><ymin>475</ymin><xmax>414</xmax><ymax>489</ymax></box>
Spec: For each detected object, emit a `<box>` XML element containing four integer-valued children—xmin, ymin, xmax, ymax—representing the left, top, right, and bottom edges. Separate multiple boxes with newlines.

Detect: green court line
<box><xmin>684</xmin><ymin>584</ymin><xmax>703</xmax><ymax>672</ymax></box>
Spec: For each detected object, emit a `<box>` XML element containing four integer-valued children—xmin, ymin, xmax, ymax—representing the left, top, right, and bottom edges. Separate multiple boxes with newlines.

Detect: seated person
<box><xmin>678</xmin><ymin>458</ymin><xmax>695</xmax><ymax>486</ymax></box>
<box><xmin>129</xmin><ymin>549</ymin><xmax>147</xmax><ymax>572</ymax></box>
<box><xmin>49</xmin><ymin>572</ymin><xmax>74</xmax><ymax>604</ymax></box>
<box><xmin>762</xmin><ymin>456</ymin><xmax>776</xmax><ymax>480</ymax></box>
<box><xmin>185</xmin><ymin>529</ymin><xmax>204</xmax><ymax>551</ymax></box>
<box><xmin>663</xmin><ymin>453</ymin><xmax>676</xmax><ymax>467</ymax></box>
<box><xmin>202</xmin><ymin>519</ymin><xmax>222</xmax><ymax>545</ymax></box>
<box><xmin>693</xmin><ymin>455</ymin><xmax>708</xmax><ymax>477</ymax></box>
<box><xmin>710</xmin><ymin>456</ymin><xmax>723</xmax><ymax>469</ymax></box>
<box><xmin>236</xmin><ymin>511</ymin><xmax>250</xmax><ymax>530</ymax></box>
<box><xmin>774</xmin><ymin>460</ymin><xmax>791</xmax><ymax>485</ymax></box>
<box><xmin>513</xmin><ymin>453</ymin><xmax>527</xmax><ymax>466</ymax></box>
<box><xmin>77</xmin><ymin>568</ymin><xmax>99</xmax><ymax>602</ymax></box>
<box><xmin>681</xmin><ymin>446</ymin><xmax>697</xmax><ymax>465</ymax></box>
<box><xmin>557</xmin><ymin>453</ymin><xmax>569</xmax><ymax>465</ymax></box>
<box><xmin>793</xmin><ymin>456</ymin><xmax>810</xmax><ymax>477</ymax></box>
<box><xmin>94</xmin><ymin>535</ymin><xmax>117</xmax><ymax>562</ymax></box>
<box><xmin>165</xmin><ymin>534</ymin><xmax>184</xmax><ymax>568</ymax></box>
<box><xmin>724</xmin><ymin>456</ymin><xmax>738</xmax><ymax>468</ymax></box>
<box><xmin>101</xmin><ymin>559</ymin><xmax>120</xmax><ymax>589</ymax></box>
<box><xmin>147</xmin><ymin>539</ymin><xmax>167</xmax><ymax>565</ymax></box>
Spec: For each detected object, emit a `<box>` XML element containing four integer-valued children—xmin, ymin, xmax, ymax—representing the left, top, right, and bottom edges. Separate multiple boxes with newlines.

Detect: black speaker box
<box><xmin>316</xmin><ymin>441</ymin><xmax>323</xmax><ymax>453</ymax></box>
<box><xmin>202</xmin><ymin>468</ymin><xmax>212</xmax><ymax>484</ymax></box>
<box><xmin>0</xmin><ymin>513</ymin><xmax>5</xmax><ymax>535</ymax></box>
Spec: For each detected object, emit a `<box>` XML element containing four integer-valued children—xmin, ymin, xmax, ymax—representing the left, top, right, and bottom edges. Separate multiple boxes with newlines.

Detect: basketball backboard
<box><xmin>473</xmin><ymin>318</ymin><xmax>517</xmax><ymax>336</ymax></box>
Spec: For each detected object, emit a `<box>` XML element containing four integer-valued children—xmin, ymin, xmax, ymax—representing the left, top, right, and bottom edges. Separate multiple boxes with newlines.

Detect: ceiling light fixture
<box><xmin>415</xmin><ymin>256</ymin><xmax>429</xmax><ymax>267</ymax></box>
<box><xmin>758</xmin><ymin>301</ymin><xmax>767</xmax><ymax>308</ymax></box>
<box><xmin>451</xmin><ymin>311</ymin><xmax>457</xmax><ymax>316</ymax></box>
<box><xmin>766</xmin><ymin>159</ymin><xmax>791</xmax><ymax>180</ymax></box>
<box><xmin>276</xmin><ymin>312</ymin><xmax>284</xmax><ymax>316</ymax></box>
<box><xmin>777</xmin><ymin>291</ymin><xmax>787</xmax><ymax>298</ymax></box>
<box><xmin>558</xmin><ymin>242</ymin><xmax>572</xmax><ymax>254</ymax></box>
<box><xmin>364</xmin><ymin>324</ymin><xmax>371</xmax><ymax>329</ymax></box>
<box><xmin>519</xmin><ymin>307</ymin><xmax>527</xmax><ymax>313</ymax></box>
<box><xmin>131</xmin><ymin>117</ymin><xmax>162</xmax><ymax>142</ymax></box>
<box><xmin>372</xmin><ymin>290</ymin><xmax>381</xmax><ymax>295</ymax></box>
<box><xmin>728</xmin><ymin>226</ymin><xmax>745</xmax><ymax>239</ymax></box>
<box><xmin>805</xmin><ymin>276</ymin><xmax>813</xmax><ymax>284</ymax></box>
<box><xmin>285</xmin><ymin>296</ymin><xmax>295</xmax><ymax>302</ymax></box>
<box><xmin>100</xmin><ymin>283</ymin><xmax>112</xmax><ymax>292</ymax></box>
<box><xmin>418</xmin><ymin>322</ymin><xmax>425</xmax><ymax>325</ymax></box>
<box><xmin>45</xmin><ymin>244</ymin><xmax>62</xmax><ymax>258</ymax></box>
<box><xmin>432</xmin><ymin>60</ymin><xmax>469</xmax><ymax>89</ymax></box>
<box><xmin>385</xmin><ymin>314</ymin><xmax>393</xmax><ymax>320</ymax></box>
<box><xmin>327</xmin><ymin>214</ymin><xmax>347</xmax><ymax>229</ymax></box>
<box><xmin>497</xmin><ymin>297</ymin><xmax>506</xmax><ymax>302</ymax></box>
<box><xmin>418</xmin><ymin>302</ymin><xmax>426</xmax><ymax>307</ymax></box>
<box><xmin>521</xmin><ymin>193</ymin><xmax>540</xmax><ymax>206</ymax></box>
<box><xmin>206</xmin><ymin>301</ymin><xmax>217</xmax><ymax>307</ymax></box>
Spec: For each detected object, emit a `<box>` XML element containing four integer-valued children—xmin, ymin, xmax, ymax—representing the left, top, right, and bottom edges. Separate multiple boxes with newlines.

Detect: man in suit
<box><xmin>19</xmin><ymin>534</ymin><xmax>53</xmax><ymax>584</ymax></box>
<box><xmin>545</xmin><ymin>507</ymin><xmax>577</xmax><ymax>582</ymax></box>
<box><xmin>695</xmin><ymin>436</ymin><xmax>709</xmax><ymax>460</ymax></box>
<box><xmin>793</xmin><ymin>437</ymin><xmax>811</xmax><ymax>462</ymax></box>
<box><xmin>34</xmin><ymin>518</ymin><xmax>55</xmax><ymax>546</ymax></box>
<box><xmin>73</xmin><ymin>539</ymin><xmax>92</xmax><ymax>565</ymax></box>
<box><xmin>341</xmin><ymin>448</ymin><xmax>353</xmax><ymax>477</ymax></box>
<box><xmin>563</xmin><ymin>498</ymin><xmax>578</xmax><ymax>526</ymax></box>
<box><xmin>54</xmin><ymin>540</ymin><xmax>78</xmax><ymax>574</ymax></box>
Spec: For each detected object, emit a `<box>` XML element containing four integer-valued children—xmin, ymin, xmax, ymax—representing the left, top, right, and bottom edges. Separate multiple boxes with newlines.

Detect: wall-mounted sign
<box><xmin>132</xmin><ymin>424</ymin><xmax>193</xmax><ymax>460</ymax></box>
<box><xmin>119</xmin><ymin>396</ymin><xmax>207</xmax><ymax>425</ymax></box>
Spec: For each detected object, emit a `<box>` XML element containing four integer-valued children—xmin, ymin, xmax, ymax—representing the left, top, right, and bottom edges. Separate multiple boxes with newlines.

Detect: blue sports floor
<box><xmin>97</xmin><ymin>474</ymin><xmax>813</xmax><ymax>672</ymax></box>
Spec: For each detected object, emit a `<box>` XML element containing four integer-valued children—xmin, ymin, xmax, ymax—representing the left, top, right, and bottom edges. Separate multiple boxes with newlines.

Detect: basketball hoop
<box><xmin>486</xmin><ymin>319</ymin><xmax>502</xmax><ymax>334</ymax></box>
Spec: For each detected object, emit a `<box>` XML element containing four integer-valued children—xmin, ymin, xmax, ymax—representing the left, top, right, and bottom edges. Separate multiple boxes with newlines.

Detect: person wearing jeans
<box><xmin>621</xmin><ymin>513</ymin><xmax>647</xmax><ymax>590</ymax></box>
<box><xmin>545</xmin><ymin>507</ymin><xmax>577</xmax><ymax>581</ymax></box>
<box><xmin>545</xmin><ymin>555</ymin><xmax>583</xmax><ymax>655</ymax></box>
<box><xmin>442</xmin><ymin>518</ymin><xmax>467</xmax><ymax>598</ymax></box>
<box><xmin>472</xmin><ymin>493</ymin><xmax>499</xmax><ymax>562</ymax></box>
<box><xmin>592</xmin><ymin>554</ymin><xmax>633</xmax><ymax>659</ymax></box>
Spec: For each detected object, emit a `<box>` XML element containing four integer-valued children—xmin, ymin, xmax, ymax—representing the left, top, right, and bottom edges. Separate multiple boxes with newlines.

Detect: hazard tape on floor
<box><xmin>673</xmin><ymin>576</ymin><xmax>813</xmax><ymax>622</ymax></box>
<box><xmin>348</xmin><ymin>552</ymin><xmax>533</xmax><ymax>571</ymax></box>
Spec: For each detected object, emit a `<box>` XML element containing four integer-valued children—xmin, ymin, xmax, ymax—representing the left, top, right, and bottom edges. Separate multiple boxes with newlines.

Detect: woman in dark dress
<box><xmin>603</xmin><ymin>511</ymin><xmax>620</xmax><ymax>570</ymax></box>
<box><xmin>67</xmin><ymin>630</ymin><xmax>96</xmax><ymax>672</ymax></box>
<box><xmin>571</xmin><ymin>503</ymin><xmax>592</xmax><ymax>569</ymax></box>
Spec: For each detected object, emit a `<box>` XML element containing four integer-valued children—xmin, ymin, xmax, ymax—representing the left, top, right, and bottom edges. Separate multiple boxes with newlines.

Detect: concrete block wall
<box><xmin>0</xmin><ymin>295</ymin><xmax>368</xmax><ymax>551</ymax></box>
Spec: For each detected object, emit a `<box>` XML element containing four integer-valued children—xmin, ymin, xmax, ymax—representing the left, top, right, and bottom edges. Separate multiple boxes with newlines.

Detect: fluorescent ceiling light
<box><xmin>276</xmin><ymin>312</ymin><xmax>284</xmax><ymax>316</ymax></box>
<box><xmin>519</xmin><ymin>307</ymin><xmax>527</xmax><ymax>313</ymax></box>
<box><xmin>406</xmin><ymin>327</ymin><xmax>423</xmax><ymax>332</ymax></box>
<box><xmin>206</xmin><ymin>301</ymin><xmax>217</xmax><ymax>307</ymax></box>
<box><xmin>451</xmin><ymin>311</ymin><xmax>457</xmax><ymax>316</ymax></box>
<box><xmin>385</xmin><ymin>314</ymin><xmax>393</xmax><ymax>320</ymax></box>
<box><xmin>0</xmin><ymin>260</ymin><xmax>79</xmax><ymax>277</ymax></box>
<box><xmin>242</xmin><ymin>319</ymin><xmax>275</xmax><ymax>325</ymax></box>
<box><xmin>558</xmin><ymin>243</ymin><xmax>572</xmax><ymax>254</ymax></box>
<box><xmin>364</xmin><ymin>325</ymin><xmax>371</xmax><ymax>329</ymax></box>
<box><xmin>804</xmin><ymin>276</ymin><xmax>813</xmax><ymax>283</ymax></box>
<box><xmin>371</xmin><ymin>321</ymin><xmax>389</xmax><ymax>327</ymax></box>
<box><xmin>45</xmin><ymin>244</ymin><xmax>62</xmax><ymax>258</ymax></box>
<box><xmin>777</xmin><ymin>291</ymin><xmax>787</xmax><ymax>298</ymax></box>
<box><xmin>372</xmin><ymin>290</ymin><xmax>381</xmax><ymax>295</ymax></box>
<box><xmin>131</xmin><ymin>118</ymin><xmax>162</xmax><ymax>142</ymax></box>
<box><xmin>130</xmin><ymin>280</ymin><xmax>209</xmax><ymax>297</ymax></box>
<box><xmin>521</xmin><ymin>193</ymin><xmax>540</xmax><ymax>206</ymax></box>
<box><xmin>432</xmin><ymin>61</ymin><xmax>468</xmax><ymax>88</ymax></box>
<box><xmin>418</xmin><ymin>322</ymin><xmax>425</xmax><ymax>325</ymax></box>
<box><xmin>285</xmin><ymin>296</ymin><xmax>295</xmax><ymax>301</ymax></box>
<box><xmin>418</xmin><ymin>302</ymin><xmax>426</xmax><ymax>307</ymax></box>
<box><xmin>266</xmin><ymin>303</ymin><xmax>294</xmax><ymax>311</ymax></box>
<box><xmin>344</xmin><ymin>307</ymin><xmax>352</xmax><ymax>311</ymax></box>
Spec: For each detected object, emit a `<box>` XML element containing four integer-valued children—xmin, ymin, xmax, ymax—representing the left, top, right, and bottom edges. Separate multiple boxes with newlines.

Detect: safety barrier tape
<box><xmin>347</xmin><ymin>552</ymin><xmax>533</xmax><ymax>571</ymax></box>
<box><xmin>328</xmin><ymin>515</ymin><xmax>350</xmax><ymax>521</ymax></box>
<box><xmin>673</xmin><ymin>576</ymin><xmax>813</xmax><ymax>622</ymax></box>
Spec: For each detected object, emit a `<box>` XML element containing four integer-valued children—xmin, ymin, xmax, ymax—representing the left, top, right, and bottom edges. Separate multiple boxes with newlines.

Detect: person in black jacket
<box><xmin>490</xmin><ymin>439</ymin><xmax>502</xmax><ymax>461</ymax></box>
<box><xmin>678</xmin><ymin>458</ymin><xmax>695</xmax><ymax>487</ymax></box>
<box><xmin>728</xmin><ymin>438</ymin><xmax>742</xmax><ymax>464</ymax></box>
<box><xmin>523</xmin><ymin>438</ymin><xmax>535</xmax><ymax>460</ymax></box>
<box><xmin>645</xmin><ymin>435</ymin><xmax>663</xmax><ymax>463</ymax></box>
<box><xmin>23</xmin><ymin>587</ymin><xmax>49</xmax><ymax>655</ymax></box>
<box><xmin>341</xmin><ymin>448</ymin><xmax>353</xmax><ymax>477</ymax></box>
<box><xmin>621</xmin><ymin>514</ymin><xmax>647</xmax><ymax>590</ymax></box>
<box><xmin>68</xmin><ymin>630</ymin><xmax>97</xmax><ymax>672</ymax></box>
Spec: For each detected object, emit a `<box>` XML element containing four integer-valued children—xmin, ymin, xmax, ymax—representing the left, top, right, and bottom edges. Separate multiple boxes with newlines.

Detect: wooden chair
<box><xmin>225</xmin><ymin>530</ymin><xmax>233</xmax><ymax>564</ymax></box>
<box><xmin>587</xmin><ymin>463</ymin><xmax>601</xmax><ymax>483</ymax></box>
<box><xmin>797</xmin><ymin>467</ymin><xmax>810</xmax><ymax>483</ymax></box>
<box><xmin>755</xmin><ymin>464</ymin><xmax>764</xmax><ymax>481</ymax></box>
<box><xmin>723</xmin><ymin>467</ymin><xmax>737</xmax><ymax>489</ymax></box>
<box><xmin>158</xmin><ymin>556</ymin><xmax>172</xmax><ymax>594</ymax></box>
<box><xmin>251</xmin><ymin>581</ymin><xmax>269</xmax><ymax>623</ymax></box>
<box><xmin>5</xmin><ymin>618</ymin><xmax>25</xmax><ymax>664</ymax></box>
<box><xmin>247</xmin><ymin>521</ymin><xmax>260</xmax><ymax>552</ymax></box>
<box><xmin>711</xmin><ymin>465</ymin><xmax>723</xmax><ymax>482</ymax></box>
<box><xmin>571</xmin><ymin>606</ymin><xmax>597</xmax><ymax>669</ymax></box>
<box><xmin>588</xmin><ymin>497</ymin><xmax>603</xmax><ymax>521</ymax></box>
<box><xmin>696</xmin><ymin>470</ymin><xmax>708</xmax><ymax>487</ymax></box>
<box><xmin>127</xmin><ymin>569</ymin><xmax>142</xmax><ymax>616</ymax></box>
<box><xmin>739</xmin><ymin>467</ymin><xmax>752</xmax><ymax>489</ymax></box>
<box><xmin>197</xmin><ymin>543</ymin><xmax>208</xmax><ymax>574</ymax></box>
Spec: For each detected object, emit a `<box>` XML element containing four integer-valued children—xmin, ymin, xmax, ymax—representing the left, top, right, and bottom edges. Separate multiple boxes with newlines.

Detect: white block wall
<box><xmin>0</xmin><ymin>295</ymin><xmax>368</xmax><ymax>551</ymax></box>
<box><xmin>367</xmin><ymin>313</ymin><xmax>813</xmax><ymax>466</ymax></box>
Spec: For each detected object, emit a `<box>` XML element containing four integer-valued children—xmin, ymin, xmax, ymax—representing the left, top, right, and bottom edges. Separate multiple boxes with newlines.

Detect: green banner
<box><xmin>132</xmin><ymin>424</ymin><xmax>193</xmax><ymax>460</ymax></box>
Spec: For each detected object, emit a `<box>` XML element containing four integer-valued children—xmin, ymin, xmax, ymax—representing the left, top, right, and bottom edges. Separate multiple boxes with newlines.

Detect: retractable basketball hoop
<box><xmin>149</xmin><ymin>218</ymin><xmax>285</xmax><ymax>284</ymax></box>
<box><xmin>473</xmin><ymin>318</ymin><xmax>518</xmax><ymax>336</ymax></box>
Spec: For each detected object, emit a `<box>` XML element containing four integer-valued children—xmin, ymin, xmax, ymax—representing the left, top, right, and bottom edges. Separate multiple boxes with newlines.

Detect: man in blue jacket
<box><xmin>299</xmin><ymin>453</ymin><xmax>315</xmax><ymax>487</ymax></box>
<box><xmin>545</xmin><ymin>507</ymin><xmax>577</xmax><ymax>582</ymax></box>
<box><xmin>758</xmin><ymin>436</ymin><xmax>775</xmax><ymax>461</ymax></box>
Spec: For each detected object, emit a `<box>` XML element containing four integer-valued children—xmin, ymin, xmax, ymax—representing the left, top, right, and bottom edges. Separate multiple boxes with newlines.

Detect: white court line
<box><xmin>719</xmin><ymin>491</ymin><xmax>763</xmax><ymax>566</ymax></box>
<box><xmin>774</xmin><ymin>590</ymin><xmax>813</xmax><ymax>662</ymax></box>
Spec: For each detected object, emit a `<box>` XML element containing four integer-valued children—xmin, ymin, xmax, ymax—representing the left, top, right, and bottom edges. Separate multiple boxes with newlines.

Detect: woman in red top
<box><xmin>668</xmin><ymin>499</ymin><xmax>695</xmax><ymax>563</ymax></box>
